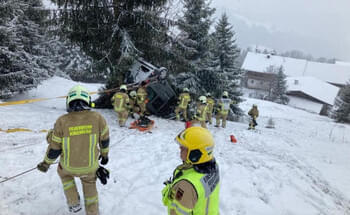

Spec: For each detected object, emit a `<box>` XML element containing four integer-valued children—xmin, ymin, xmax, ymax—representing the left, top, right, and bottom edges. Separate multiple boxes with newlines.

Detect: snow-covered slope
<box><xmin>1</xmin><ymin>77</ymin><xmax>350</xmax><ymax>215</ymax></box>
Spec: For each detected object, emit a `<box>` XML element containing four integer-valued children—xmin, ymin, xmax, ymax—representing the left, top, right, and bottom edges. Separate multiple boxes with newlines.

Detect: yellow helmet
<box><xmin>120</xmin><ymin>85</ymin><xmax>127</xmax><ymax>91</ymax></box>
<box><xmin>66</xmin><ymin>85</ymin><xmax>90</xmax><ymax>107</ymax></box>
<box><xmin>129</xmin><ymin>90</ymin><xmax>137</xmax><ymax>97</ymax></box>
<box><xmin>175</xmin><ymin>127</ymin><xmax>214</xmax><ymax>164</ymax></box>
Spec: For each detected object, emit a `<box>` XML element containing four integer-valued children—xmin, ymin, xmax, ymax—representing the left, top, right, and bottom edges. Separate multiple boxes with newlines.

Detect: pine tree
<box><xmin>334</xmin><ymin>82</ymin><xmax>350</xmax><ymax>123</ymax></box>
<box><xmin>172</xmin><ymin>0</ymin><xmax>215</xmax><ymax>94</ymax></box>
<box><xmin>53</xmin><ymin>0</ymin><xmax>171</xmax><ymax>90</ymax></box>
<box><xmin>269</xmin><ymin>66</ymin><xmax>289</xmax><ymax>104</ymax></box>
<box><xmin>0</xmin><ymin>0</ymin><xmax>47</xmax><ymax>98</ymax></box>
<box><xmin>210</xmin><ymin>13</ymin><xmax>243</xmax><ymax>114</ymax></box>
<box><xmin>0</xmin><ymin>0</ymin><xmax>95</xmax><ymax>98</ymax></box>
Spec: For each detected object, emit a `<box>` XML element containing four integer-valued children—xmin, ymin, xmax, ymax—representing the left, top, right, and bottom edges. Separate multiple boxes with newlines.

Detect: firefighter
<box><xmin>191</xmin><ymin>96</ymin><xmax>208</xmax><ymax>128</ymax></box>
<box><xmin>248</xmin><ymin>104</ymin><xmax>259</xmax><ymax>130</ymax></box>
<box><xmin>128</xmin><ymin>90</ymin><xmax>140</xmax><ymax>119</ymax></box>
<box><xmin>162</xmin><ymin>127</ymin><xmax>220</xmax><ymax>215</ymax></box>
<box><xmin>175</xmin><ymin>88</ymin><xmax>191</xmax><ymax>121</ymax></box>
<box><xmin>206</xmin><ymin>92</ymin><xmax>215</xmax><ymax>124</ymax></box>
<box><xmin>215</xmin><ymin>91</ymin><xmax>235</xmax><ymax>128</ymax></box>
<box><xmin>111</xmin><ymin>85</ymin><xmax>130</xmax><ymax>127</ymax></box>
<box><xmin>37</xmin><ymin>85</ymin><xmax>110</xmax><ymax>215</ymax></box>
<box><xmin>137</xmin><ymin>81</ymin><xmax>148</xmax><ymax>117</ymax></box>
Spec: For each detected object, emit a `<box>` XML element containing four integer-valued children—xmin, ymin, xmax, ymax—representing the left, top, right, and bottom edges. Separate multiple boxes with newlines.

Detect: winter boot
<box><xmin>69</xmin><ymin>203</ymin><xmax>82</xmax><ymax>213</ymax></box>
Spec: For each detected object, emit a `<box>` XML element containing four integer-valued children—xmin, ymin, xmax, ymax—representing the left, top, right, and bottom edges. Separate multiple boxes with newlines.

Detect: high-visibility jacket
<box><xmin>206</xmin><ymin>97</ymin><xmax>215</xmax><ymax>113</ymax></box>
<box><xmin>111</xmin><ymin>92</ymin><xmax>130</xmax><ymax>112</ymax></box>
<box><xmin>248</xmin><ymin>107</ymin><xmax>259</xmax><ymax>118</ymax></box>
<box><xmin>44</xmin><ymin>110</ymin><xmax>110</xmax><ymax>174</ymax></box>
<box><xmin>178</xmin><ymin>93</ymin><xmax>191</xmax><ymax>109</ymax></box>
<box><xmin>195</xmin><ymin>104</ymin><xmax>208</xmax><ymax>121</ymax></box>
<box><xmin>137</xmin><ymin>87</ymin><xmax>147</xmax><ymax>104</ymax></box>
<box><xmin>129</xmin><ymin>96</ymin><xmax>137</xmax><ymax>109</ymax></box>
<box><xmin>217</xmin><ymin>98</ymin><xmax>233</xmax><ymax>115</ymax></box>
<box><xmin>163</xmin><ymin>163</ymin><xmax>220</xmax><ymax>215</ymax></box>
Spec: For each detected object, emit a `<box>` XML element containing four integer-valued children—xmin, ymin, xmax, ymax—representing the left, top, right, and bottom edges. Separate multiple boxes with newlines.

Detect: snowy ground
<box><xmin>1</xmin><ymin>77</ymin><xmax>350</xmax><ymax>215</ymax></box>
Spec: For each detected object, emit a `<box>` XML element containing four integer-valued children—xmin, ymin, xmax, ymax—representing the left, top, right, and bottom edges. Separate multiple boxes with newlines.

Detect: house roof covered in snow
<box><xmin>242</xmin><ymin>52</ymin><xmax>350</xmax><ymax>86</ymax></box>
<box><xmin>286</xmin><ymin>76</ymin><xmax>340</xmax><ymax>105</ymax></box>
<box><xmin>336</xmin><ymin>61</ymin><xmax>350</xmax><ymax>66</ymax></box>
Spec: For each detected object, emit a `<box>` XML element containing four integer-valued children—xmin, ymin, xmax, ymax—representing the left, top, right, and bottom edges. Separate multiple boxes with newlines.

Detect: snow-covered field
<box><xmin>1</xmin><ymin>77</ymin><xmax>350</xmax><ymax>215</ymax></box>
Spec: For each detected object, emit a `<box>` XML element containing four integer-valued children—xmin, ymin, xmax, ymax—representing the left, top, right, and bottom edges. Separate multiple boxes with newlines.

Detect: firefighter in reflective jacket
<box><xmin>175</xmin><ymin>88</ymin><xmax>191</xmax><ymax>121</ymax></box>
<box><xmin>111</xmin><ymin>85</ymin><xmax>130</xmax><ymax>127</ymax></box>
<box><xmin>205</xmin><ymin>93</ymin><xmax>215</xmax><ymax>125</ymax></box>
<box><xmin>128</xmin><ymin>90</ymin><xmax>140</xmax><ymax>118</ymax></box>
<box><xmin>162</xmin><ymin>127</ymin><xmax>220</xmax><ymax>215</ymax></box>
<box><xmin>248</xmin><ymin>104</ymin><xmax>259</xmax><ymax>130</ymax></box>
<box><xmin>215</xmin><ymin>91</ymin><xmax>235</xmax><ymax>128</ymax></box>
<box><xmin>37</xmin><ymin>85</ymin><xmax>110</xmax><ymax>215</ymax></box>
<box><xmin>191</xmin><ymin>96</ymin><xmax>208</xmax><ymax>128</ymax></box>
<box><xmin>137</xmin><ymin>81</ymin><xmax>148</xmax><ymax>117</ymax></box>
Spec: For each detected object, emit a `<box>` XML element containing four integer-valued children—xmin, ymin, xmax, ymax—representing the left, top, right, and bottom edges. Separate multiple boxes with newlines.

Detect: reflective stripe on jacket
<box><xmin>111</xmin><ymin>92</ymin><xmax>129</xmax><ymax>112</ymax></box>
<box><xmin>137</xmin><ymin>87</ymin><xmax>147</xmax><ymax>104</ymax></box>
<box><xmin>195</xmin><ymin>104</ymin><xmax>208</xmax><ymax>121</ymax></box>
<box><xmin>218</xmin><ymin>98</ymin><xmax>232</xmax><ymax>115</ymax></box>
<box><xmin>178</xmin><ymin>93</ymin><xmax>191</xmax><ymax>109</ymax></box>
<box><xmin>46</xmin><ymin>110</ymin><xmax>109</xmax><ymax>174</ymax></box>
<box><xmin>165</xmin><ymin>165</ymin><xmax>220</xmax><ymax>215</ymax></box>
<box><xmin>206</xmin><ymin>98</ymin><xmax>215</xmax><ymax>113</ymax></box>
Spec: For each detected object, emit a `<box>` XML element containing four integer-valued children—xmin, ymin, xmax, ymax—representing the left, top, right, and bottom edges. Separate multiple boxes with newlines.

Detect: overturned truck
<box><xmin>94</xmin><ymin>58</ymin><xmax>177</xmax><ymax>119</ymax></box>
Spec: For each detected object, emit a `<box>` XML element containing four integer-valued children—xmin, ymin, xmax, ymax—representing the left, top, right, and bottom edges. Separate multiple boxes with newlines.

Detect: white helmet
<box><xmin>223</xmin><ymin>91</ymin><xmax>228</xmax><ymax>97</ymax></box>
<box><xmin>183</xmin><ymin>88</ymin><xmax>189</xmax><ymax>92</ymax></box>
<box><xmin>120</xmin><ymin>85</ymin><xmax>127</xmax><ymax>91</ymax></box>
<box><xmin>199</xmin><ymin>96</ymin><xmax>207</xmax><ymax>104</ymax></box>
<box><xmin>129</xmin><ymin>90</ymin><xmax>137</xmax><ymax>97</ymax></box>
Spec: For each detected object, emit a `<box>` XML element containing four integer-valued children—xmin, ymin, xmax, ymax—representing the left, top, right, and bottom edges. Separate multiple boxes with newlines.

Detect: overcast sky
<box><xmin>211</xmin><ymin>0</ymin><xmax>350</xmax><ymax>61</ymax></box>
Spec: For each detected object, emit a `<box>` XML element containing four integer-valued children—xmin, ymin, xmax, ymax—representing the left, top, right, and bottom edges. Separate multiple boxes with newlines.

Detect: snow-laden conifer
<box><xmin>334</xmin><ymin>82</ymin><xmax>350</xmax><ymax>123</ymax></box>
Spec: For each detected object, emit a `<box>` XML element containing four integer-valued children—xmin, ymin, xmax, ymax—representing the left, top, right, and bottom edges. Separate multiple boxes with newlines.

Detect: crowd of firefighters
<box><xmin>36</xmin><ymin>84</ymin><xmax>259</xmax><ymax>215</ymax></box>
<box><xmin>110</xmin><ymin>81</ymin><xmax>149</xmax><ymax>127</ymax></box>
<box><xmin>110</xmin><ymin>84</ymin><xmax>259</xmax><ymax>130</ymax></box>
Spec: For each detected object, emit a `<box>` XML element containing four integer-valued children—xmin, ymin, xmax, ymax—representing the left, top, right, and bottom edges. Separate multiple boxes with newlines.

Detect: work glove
<box><xmin>96</xmin><ymin>166</ymin><xmax>110</xmax><ymax>185</ymax></box>
<box><xmin>162</xmin><ymin>183</ymin><xmax>172</xmax><ymax>206</ymax></box>
<box><xmin>99</xmin><ymin>155</ymin><xmax>109</xmax><ymax>165</ymax></box>
<box><xmin>37</xmin><ymin>161</ymin><xmax>50</xmax><ymax>173</ymax></box>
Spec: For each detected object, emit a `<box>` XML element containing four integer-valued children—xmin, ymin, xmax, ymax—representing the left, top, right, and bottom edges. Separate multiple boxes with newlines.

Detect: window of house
<box><xmin>250</xmin><ymin>80</ymin><xmax>254</xmax><ymax>84</ymax></box>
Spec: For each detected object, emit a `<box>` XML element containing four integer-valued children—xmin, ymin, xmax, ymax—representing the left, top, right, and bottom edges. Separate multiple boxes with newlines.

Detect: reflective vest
<box><xmin>166</xmin><ymin>165</ymin><xmax>220</xmax><ymax>215</ymax></box>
